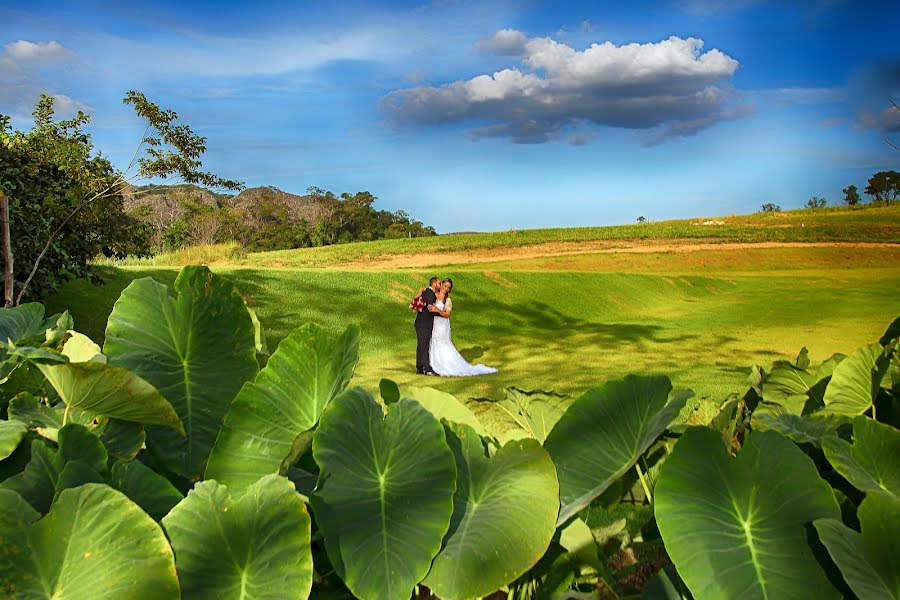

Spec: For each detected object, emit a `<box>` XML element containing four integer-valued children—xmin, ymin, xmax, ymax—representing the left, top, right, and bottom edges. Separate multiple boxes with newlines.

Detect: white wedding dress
<box><xmin>430</xmin><ymin>299</ymin><xmax>498</xmax><ymax>377</ymax></box>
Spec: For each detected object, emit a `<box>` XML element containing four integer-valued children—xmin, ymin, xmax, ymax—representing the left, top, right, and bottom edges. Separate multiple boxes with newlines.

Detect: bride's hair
<box><xmin>441</xmin><ymin>278</ymin><xmax>453</xmax><ymax>298</ymax></box>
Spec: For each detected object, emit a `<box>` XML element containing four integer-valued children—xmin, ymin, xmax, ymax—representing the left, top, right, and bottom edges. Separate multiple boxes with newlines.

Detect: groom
<box><xmin>414</xmin><ymin>277</ymin><xmax>442</xmax><ymax>375</ymax></box>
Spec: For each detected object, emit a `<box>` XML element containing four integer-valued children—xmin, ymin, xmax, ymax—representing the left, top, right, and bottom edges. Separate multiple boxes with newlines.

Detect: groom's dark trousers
<box><xmin>414</xmin><ymin>287</ymin><xmax>438</xmax><ymax>373</ymax></box>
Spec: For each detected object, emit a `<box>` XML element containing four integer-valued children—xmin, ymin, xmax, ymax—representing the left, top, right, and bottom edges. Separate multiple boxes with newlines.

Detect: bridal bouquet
<box><xmin>409</xmin><ymin>295</ymin><xmax>426</xmax><ymax>312</ymax></box>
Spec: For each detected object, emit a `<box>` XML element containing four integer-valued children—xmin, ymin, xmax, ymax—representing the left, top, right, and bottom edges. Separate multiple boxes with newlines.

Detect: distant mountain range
<box><xmin>122</xmin><ymin>183</ymin><xmax>333</xmax><ymax>229</ymax></box>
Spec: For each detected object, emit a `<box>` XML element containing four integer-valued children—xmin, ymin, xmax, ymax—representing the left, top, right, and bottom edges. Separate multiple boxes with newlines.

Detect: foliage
<box><xmin>843</xmin><ymin>184</ymin><xmax>861</xmax><ymax>206</ymax></box>
<box><xmin>865</xmin><ymin>170</ymin><xmax>900</xmax><ymax>203</ymax></box>
<box><xmin>760</xmin><ymin>202</ymin><xmax>781</xmax><ymax>212</ymax></box>
<box><xmin>0</xmin><ymin>90</ymin><xmax>242</xmax><ymax>304</ymax></box>
<box><xmin>0</xmin><ymin>97</ymin><xmax>153</xmax><ymax>302</ymax></box>
<box><xmin>806</xmin><ymin>195</ymin><xmax>828</xmax><ymax>209</ymax></box>
<box><xmin>2</xmin><ymin>265</ymin><xmax>897</xmax><ymax>598</ymax></box>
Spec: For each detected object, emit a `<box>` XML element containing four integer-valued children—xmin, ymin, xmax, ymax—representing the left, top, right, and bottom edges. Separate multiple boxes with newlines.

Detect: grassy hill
<box><xmin>102</xmin><ymin>203</ymin><xmax>900</xmax><ymax>270</ymax></box>
<box><xmin>55</xmin><ymin>203</ymin><xmax>900</xmax><ymax>404</ymax></box>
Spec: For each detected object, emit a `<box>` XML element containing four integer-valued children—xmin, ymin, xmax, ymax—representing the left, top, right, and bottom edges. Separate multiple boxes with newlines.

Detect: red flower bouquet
<box><xmin>409</xmin><ymin>295</ymin><xmax>426</xmax><ymax>312</ymax></box>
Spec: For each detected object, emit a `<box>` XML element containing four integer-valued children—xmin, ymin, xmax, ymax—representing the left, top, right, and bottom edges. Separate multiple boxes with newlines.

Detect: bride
<box><xmin>426</xmin><ymin>278</ymin><xmax>497</xmax><ymax>377</ymax></box>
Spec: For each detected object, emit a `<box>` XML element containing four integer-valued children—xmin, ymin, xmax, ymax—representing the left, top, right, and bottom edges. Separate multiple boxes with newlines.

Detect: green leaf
<box><xmin>0</xmin><ymin>439</ymin><xmax>62</xmax><ymax>512</ymax></box>
<box><xmin>423</xmin><ymin>423</ymin><xmax>558</xmax><ymax>599</ymax></box>
<box><xmin>95</xmin><ymin>418</ymin><xmax>145</xmax><ymax>460</ymax></box>
<box><xmin>822</xmin><ymin>416</ymin><xmax>900</xmax><ymax>500</ymax></box>
<box><xmin>310</xmin><ymin>391</ymin><xmax>456</xmax><ymax>600</ymax></box>
<box><xmin>379</xmin><ymin>378</ymin><xmax>400</xmax><ymax>404</ymax></box>
<box><xmin>752</xmin><ymin>412</ymin><xmax>851</xmax><ymax>448</ymax></box>
<box><xmin>814</xmin><ymin>492</ymin><xmax>900</xmax><ymax>600</ymax></box>
<box><xmin>0</xmin><ymin>484</ymin><xmax>180</xmax><ymax>598</ymax></box>
<box><xmin>0</xmin><ymin>302</ymin><xmax>45</xmax><ymax>344</ymax></box>
<box><xmin>401</xmin><ymin>385</ymin><xmax>488</xmax><ymax>436</ymax></box>
<box><xmin>642</xmin><ymin>569</ymin><xmax>684</xmax><ymax>600</ymax></box>
<box><xmin>760</xmin><ymin>361</ymin><xmax>820</xmax><ymax>413</ymax></box>
<box><xmin>822</xmin><ymin>343</ymin><xmax>891</xmax><ymax>416</ymax></box>
<box><xmin>205</xmin><ymin>323</ymin><xmax>359</xmax><ymax>488</ymax></box>
<box><xmin>104</xmin><ymin>266</ymin><xmax>259</xmax><ymax>479</ymax></box>
<box><xmin>0</xmin><ymin>419</ymin><xmax>27</xmax><ymax>460</ymax></box>
<box><xmin>0</xmin><ymin>424</ymin><xmax>107</xmax><ymax>513</ymax></box>
<box><xmin>163</xmin><ymin>474</ymin><xmax>312</xmax><ymax>600</ymax></box>
<box><xmin>498</xmin><ymin>388</ymin><xmax>568</xmax><ymax>443</ymax></box>
<box><xmin>544</xmin><ymin>375</ymin><xmax>691</xmax><ymax>526</ymax></box>
<box><xmin>35</xmin><ymin>360</ymin><xmax>184</xmax><ymax>434</ymax></box>
<box><xmin>655</xmin><ymin>428</ymin><xmax>841</xmax><ymax>600</ymax></box>
<box><xmin>61</xmin><ymin>330</ymin><xmax>104</xmax><ymax>363</ymax></box>
<box><xmin>111</xmin><ymin>460</ymin><xmax>183</xmax><ymax>521</ymax></box>
<box><xmin>880</xmin><ymin>316</ymin><xmax>900</xmax><ymax>346</ymax></box>
<box><xmin>53</xmin><ymin>459</ymin><xmax>105</xmax><ymax>499</ymax></box>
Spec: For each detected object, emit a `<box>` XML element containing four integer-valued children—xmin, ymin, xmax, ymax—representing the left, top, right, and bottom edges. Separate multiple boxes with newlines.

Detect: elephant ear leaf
<box><xmin>0</xmin><ymin>484</ymin><xmax>180</xmax><ymax>599</ymax></box>
<box><xmin>162</xmin><ymin>474</ymin><xmax>312</xmax><ymax>600</ymax></box>
<box><xmin>423</xmin><ymin>423</ymin><xmax>558</xmax><ymax>600</ymax></box>
<box><xmin>655</xmin><ymin>428</ymin><xmax>841</xmax><ymax>600</ymax></box>
<box><xmin>104</xmin><ymin>266</ymin><xmax>259</xmax><ymax>479</ymax></box>
<box><xmin>821</xmin><ymin>343</ymin><xmax>892</xmax><ymax>417</ymax></box>
<box><xmin>544</xmin><ymin>374</ymin><xmax>691</xmax><ymax>526</ymax></box>
<box><xmin>205</xmin><ymin>323</ymin><xmax>359</xmax><ymax>488</ymax></box>
<box><xmin>310</xmin><ymin>390</ymin><xmax>457</xmax><ymax>600</ymax></box>
<box><xmin>0</xmin><ymin>419</ymin><xmax>27</xmax><ymax>460</ymax></box>
<box><xmin>822</xmin><ymin>416</ymin><xmax>900</xmax><ymax>500</ymax></box>
<box><xmin>814</xmin><ymin>492</ymin><xmax>900</xmax><ymax>600</ymax></box>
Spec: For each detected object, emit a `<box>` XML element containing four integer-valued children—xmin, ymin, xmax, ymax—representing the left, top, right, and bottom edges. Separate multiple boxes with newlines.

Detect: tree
<box><xmin>805</xmin><ymin>196</ymin><xmax>827</xmax><ymax>209</ymax></box>
<box><xmin>636</xmin><ymin>216</ymin><xmax>647</xmax><ymax>223</ymax></box>
<box><xmin>0</xmin><ymin>92</ymin><xmax>243</xmax><ymax>305</ymax></box>
<box><xmin>760</xmin><ymin>203</ymin><xmax>781</xmax><ymax>212</ymax></box>
<box><xmin>864</xmin><ymin>170</ymin><xmax>900</xmax><ymax>203</ymax></box>
<box><xmin>842</xmin><ymin>184</ymin><xmax>861</xmax><ymax>206</ymax></box>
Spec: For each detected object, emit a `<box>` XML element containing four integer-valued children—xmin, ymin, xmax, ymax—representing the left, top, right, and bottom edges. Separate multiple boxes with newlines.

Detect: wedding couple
<box><xmin>413</xmin><ymin>277</ymin><xmax>498</xmax><ymax>377</ymax></box>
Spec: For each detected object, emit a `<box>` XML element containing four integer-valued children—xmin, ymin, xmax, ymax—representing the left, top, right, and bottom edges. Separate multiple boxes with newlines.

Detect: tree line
<box><xmin>760</xmin><ymin>169</ymin><xmax>900</xmax><ymax>212</ymax></box>
<box><xmin>0</xmin><ymin>94</ymin><xmax>434</xmax><ymax>304</ymax></box>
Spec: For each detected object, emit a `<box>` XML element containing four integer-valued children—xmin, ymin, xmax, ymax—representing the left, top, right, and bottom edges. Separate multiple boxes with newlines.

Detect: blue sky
<box><xmin>1</xmin><ymin>0</ymin><xmax>898</xmax><ymax>232</ymax></box>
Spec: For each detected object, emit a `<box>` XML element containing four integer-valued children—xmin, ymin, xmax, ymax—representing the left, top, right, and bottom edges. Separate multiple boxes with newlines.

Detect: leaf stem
<box><xmin>635</xmin><ymin>462</ymin><xmax>653</xmax><ymax>504</ymax></box>
<box><xmin>62</xmin><ymin>403</ymin><xmax>70</xmax><ymax>426</ymax></box>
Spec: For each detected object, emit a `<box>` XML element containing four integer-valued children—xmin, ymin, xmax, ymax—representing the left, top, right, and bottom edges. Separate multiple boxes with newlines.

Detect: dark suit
<box><xmin>414</xmin><ymin>287</ymin><xmax>438</xmax><ymax>373</ymax></box>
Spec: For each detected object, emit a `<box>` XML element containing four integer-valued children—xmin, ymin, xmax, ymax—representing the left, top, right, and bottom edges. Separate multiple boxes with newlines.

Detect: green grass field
<box><xmin>49</xmin><ymin>263</ymin><xmax>900</xmax><ymax>404</ymax></box>
<box><xmin>58</xmin><ymin>203</ymin><xmax>900</xmax><ymax>404</ymax></box>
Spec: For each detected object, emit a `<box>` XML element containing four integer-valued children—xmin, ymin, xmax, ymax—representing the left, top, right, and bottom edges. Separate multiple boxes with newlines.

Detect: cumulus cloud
<box><xmin>478</xmin><ymin>28</ymin><xmax>528</xmax><ymax>55</ymax></box>
<box><xmin>5</xmin><ymin>40</ymin><xmax>71</xmax><ymax>62</ymax></box>
<box><xmin>857</xmin><ymin>104</ymin><xmax>900</xmax><ymax>133</ymax></box>
<box><xmin>0</xmin><ymin>40</ymin><xmax>84</xmax><ymax>117</ymax></box>
<box><xmin>381</xmin><ymin>32</ymin><xmax>742</xmax><ymax>144</ymax></box>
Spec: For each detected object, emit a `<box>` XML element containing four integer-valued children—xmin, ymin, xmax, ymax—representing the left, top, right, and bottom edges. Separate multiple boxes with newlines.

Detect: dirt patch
<box><xmin>341</xmin><ymin>241</ymin><xmax>899</xmax><ymax>269</ymax></box>
<box><xmin>483</xmin><ymin>271</ymin><xmax>518</xmax><ymax>288</ymax></box>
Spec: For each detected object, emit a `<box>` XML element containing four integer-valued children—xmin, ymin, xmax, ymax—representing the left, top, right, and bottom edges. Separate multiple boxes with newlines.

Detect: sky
<box><xmin>1</xmin><ymin>0</ymin><xmax>898</xmax><ymax>233</ymax></box>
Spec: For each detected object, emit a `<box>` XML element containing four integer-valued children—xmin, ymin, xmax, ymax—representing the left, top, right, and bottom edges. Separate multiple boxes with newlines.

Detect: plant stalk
<box><xmin>635</xmin><ymin>462</ymin><xmax>653</xmax><ymax>504</ymax></box>
<box><xmin>0</xmin><ymin>191</ymin><xmax>13</xmax><ymax>307</ymax></box>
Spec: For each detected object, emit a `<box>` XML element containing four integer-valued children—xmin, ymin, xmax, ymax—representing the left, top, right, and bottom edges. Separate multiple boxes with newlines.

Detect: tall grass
<box><xmin>94</xmin><ymin>243</ymin><xmax>241</xmax><ymax>267</ymax></box>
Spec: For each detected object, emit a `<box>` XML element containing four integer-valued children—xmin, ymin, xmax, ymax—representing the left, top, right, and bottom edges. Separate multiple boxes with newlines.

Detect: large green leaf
<box><xmin>104</xmin><ymin>266</ymin><xmax>259</xmax><ymax>479</ymax></box>
<box><xmin>814</xmin><ymin>492</ymin><xmax>900</xmax><ymax>600</ymax></box>
<box><xmin>205</xmin><ymin>323</ymin><xmax>359</xmax><ymax>488</ymax></box>
<box><xmin>822</xmin><ymin>416</ymin><xmax>900</xmax><ymax>500</ymax></box>
<box><xmin>0</xmin><ymin>419</ymin><xmax>27</xmax><ymax>460</ymax></box>
<box><xmin>544</xmin><ymin>375</ymin><xmax>691</xmax><ymax>525</ymax></box>
<box><xmin>35</xmin><ymin>360</ymin><xmax>184</xmax><ymax>434</ymax></box>
<box><xmin>423</xmin><ymin>424</ymin><xmax>558</xmax><ymax>599</ymax></box>
<box><xmin>163</xmin><ymin>474</ymin><xmax>311</xmax><ymax>599</ymax></box>
<box><xmin>0</xmin><ymin>303</ymin><xmax>46</xmax><ymax>343</ymax></box>
<box><xmin>1</xmin><ymin>424</ymin><xmax>107</xmax><ymax>512</ymax></box>
<box><xmin>0</xmin><ymin>484</ymin><xmax>180</xmax><ymax>598</ymax></box>
<box><xmin>753</xmin><ymin>413</ymin><xmax>851</xmax><ymax>448</ymax></box>
<box><xmin>822</xmin><ymin>343</ymin><xmax>891</xmax><ymax>416</ymax></box>
<box><xmin>310</xmin><ymin>391</ymin><xmax>456</xmax><ymax>600</ymax></box>
<box><xmin>655</xmin><ymin>428</ymin><xmax>841</xmax><ymax>600</ymax></box>
<box><xmin>401</xmin><ymin>385</ymin><xmax>488</xmax><ymax>436</ymax></box>
<box><xmin>111</xmin><ymin>460</ymin><xmax>183</xmax><ymax>521</ymax></box>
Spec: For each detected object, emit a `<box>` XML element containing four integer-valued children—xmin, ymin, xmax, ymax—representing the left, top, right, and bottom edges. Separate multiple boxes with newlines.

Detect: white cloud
<box><xmin>381</xmin><ymin>33</ymin><xmax>742</xmax><ymax>144</ymax></box>
<box><xmin>0</xmin><ymin>40</ymin><xmax>84</xmax><ymax>118</ymax></box>
<box><xmin>478</xmin><ymin>28</ymin><xmax>528</xmax><ymax>55</ymax></box>
<box><xmin>4</xmin><ymin>40</ymin><xmax>71</xmax><ymax>62</ymax></box>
